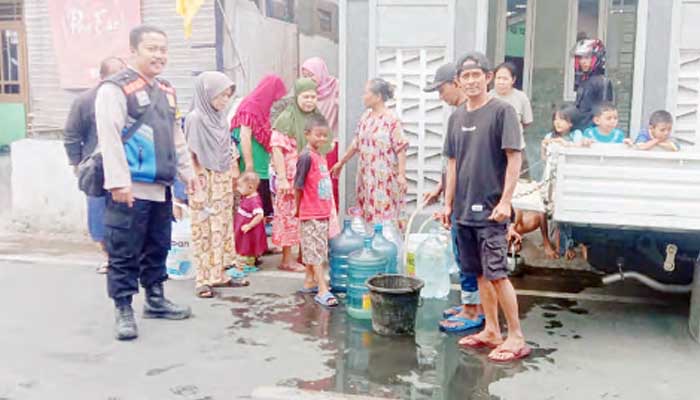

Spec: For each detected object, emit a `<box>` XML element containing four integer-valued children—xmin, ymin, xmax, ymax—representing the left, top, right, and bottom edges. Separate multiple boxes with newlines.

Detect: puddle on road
<box><xmin>221</xmin><ymin>290</ymin><xmax>572</xmax><ymax>400</ymax></box>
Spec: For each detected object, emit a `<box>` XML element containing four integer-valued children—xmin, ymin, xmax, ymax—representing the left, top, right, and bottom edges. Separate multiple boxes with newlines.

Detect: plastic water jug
<box><xmin>371</xmin><ymin>224</ymin><xmax>398</xmax><ymax>274</ymax></box>
<box><xmin>379</xmin><ymin>212</ymin><xmax>405</xmax><ymax>273</ymax></box>
<box><xmin>166</xmin><ymin>204</ymin><xmax>195</xmax><ymax>280</ymax></box>
<box><xmin>415</xmin><ymin>231</ymin><xmax>451</xmax><ymax>299</ymax></box>
<box><xmin>347</xmin><ymin>237</ymin><xmax>388</xmax><ymax>320</ymax></box>
<box><xmin>348</xmin><ymin>206</ymin><xmax>369</xmax><ymax>236</ymax></box>
<box><xmin>329</xmin><ymin>219</ymin><xmax>365</xmax><ymax>293</ymax></box>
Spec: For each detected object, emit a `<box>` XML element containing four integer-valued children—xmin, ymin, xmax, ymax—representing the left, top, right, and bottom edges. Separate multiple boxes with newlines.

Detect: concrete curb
<box><xmin>251</xmin><ymin>386</ymin><xmax>397</xmax><ymax>400</ymax></box>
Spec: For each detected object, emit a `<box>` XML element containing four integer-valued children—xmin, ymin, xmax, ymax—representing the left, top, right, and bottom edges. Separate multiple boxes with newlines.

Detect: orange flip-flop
<box><xmin>488</xmin><ymin>346</ymin><xmax>532</xmax><ymax>363</ymax></box>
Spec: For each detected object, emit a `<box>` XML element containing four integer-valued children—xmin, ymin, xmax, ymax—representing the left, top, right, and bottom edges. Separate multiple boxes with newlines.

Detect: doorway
<box><xmin>488</xmin><ymin>0</ymin><xmax>639</xmax><ymax>180</ymax></box>
<box><xmin>0</xmin><ymin>0</ymin><xmax>27</xmax><ymax>147</ymax></box>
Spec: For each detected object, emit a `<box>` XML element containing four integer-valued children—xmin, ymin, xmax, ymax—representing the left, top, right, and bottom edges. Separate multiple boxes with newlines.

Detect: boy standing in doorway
<box><xmin>441</xmin><ymin>52</ymin><xmax>530</xmax><ymax>362</ymax></box>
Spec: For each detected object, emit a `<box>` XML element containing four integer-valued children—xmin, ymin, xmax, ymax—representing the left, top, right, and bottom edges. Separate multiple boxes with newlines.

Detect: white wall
<box><xmin>10</xmin><ymin>139</ymin><xmax>87</xmax><ymax>234</ymax></box>
<box><xmin>224</xmin><ymin>1</ymin><xmax>299</xmax><ymax>95</ymax></box>
<box><xmin>299</xmin><ymin>33</ymin><xmax>339</xmax><ymax>76</ymax></box>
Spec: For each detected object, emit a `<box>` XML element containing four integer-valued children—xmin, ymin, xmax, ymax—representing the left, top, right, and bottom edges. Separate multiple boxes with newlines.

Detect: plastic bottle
<box><xmin>414</xmin><ymin>231</ymin><xmax>451</xmax><ymax>299</ymax></box>
<box><xmin>379</xmin><ymin>211</ymin><xmax>405</xmax><ymax>273</ymax></box>
<box><xmin>329</xmin><ymin>219</ymin><xmax>365</xmax><ymax>293</ymax></box>
<box><xmin>347</xmin><ymin>237</ymin><xmax>388</xmax><ymax>319</ymax></box>
<box><xmin>348</xmin><ymin>206</ymin><xmax>369</xmax><ymax>236</ymax></box>
<box><xmin>371</xmin><ymin>224</ymin><xmax>398</xmax><ymax>274</ymax></box>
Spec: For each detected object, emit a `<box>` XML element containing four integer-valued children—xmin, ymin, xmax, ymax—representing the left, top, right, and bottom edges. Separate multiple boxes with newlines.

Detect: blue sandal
<box><xmin>314</xmin><ymin>292</ymin><xmax>339</xmax><ymax>307</ymax></box>
<box><xmin>443</xmin><ymin>306</ymin><xmax>463</xmax><ymax>319</ymax></box>
<box><xmin>439</xmin><ymin>314</ymin><xmax>485</xmax><ymax>333</ymax></box>
<box><xmin>225</xmin><ymin>269</ymin><xmax>248</xmax><ymax>279</ymax></box>
<box><xmin>298</xmin><ymin>286</ymin><xmax>319</xmax><ymax>294</ymax></box>
<box><xmin>242</xmin><ymin>265</ymin><xmax>260</xmax><ymax>273</ymax></box>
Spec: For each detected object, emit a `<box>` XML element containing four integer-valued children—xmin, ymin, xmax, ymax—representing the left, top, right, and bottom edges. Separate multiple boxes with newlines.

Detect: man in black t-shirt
<box><xmin>441</xmin><ymin>52</ymin><xmax>531</xmax><ymax>362</ymax></box>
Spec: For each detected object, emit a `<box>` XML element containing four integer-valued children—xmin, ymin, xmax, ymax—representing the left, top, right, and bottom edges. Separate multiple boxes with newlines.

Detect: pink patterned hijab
<box><xmin>302</xmin><ymin>57</ymin><xmax>339</xmax><ymax>134</ymax></box>
<box><xmin>230</xmin><ymin>75</ymin><xmax>287</xmax><ymax>152</ymax></box>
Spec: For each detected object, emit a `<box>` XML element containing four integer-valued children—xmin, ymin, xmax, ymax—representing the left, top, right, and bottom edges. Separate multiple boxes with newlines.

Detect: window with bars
<box><xmin>0</xmin><ymin>0</ymin><xmax>23</xmax><ymax>22</ymax></box>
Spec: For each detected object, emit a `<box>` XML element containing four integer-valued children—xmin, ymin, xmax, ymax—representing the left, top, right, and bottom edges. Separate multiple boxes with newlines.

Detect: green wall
<box><xmin>0</xmin><ymin>103</ymin><xmax>26</xmax><ymax>147</ymax></box>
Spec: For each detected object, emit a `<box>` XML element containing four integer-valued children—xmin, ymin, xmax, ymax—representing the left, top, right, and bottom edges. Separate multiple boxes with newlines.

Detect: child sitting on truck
<box><xmin>624</xmin><ymin>110</ymin><xmax>680</xmax><ymax>152</ymax></box>
<box><xmin>582</xmin><ymin>102</ymin><xmax>625</xmax><ymax>144</ymax></box>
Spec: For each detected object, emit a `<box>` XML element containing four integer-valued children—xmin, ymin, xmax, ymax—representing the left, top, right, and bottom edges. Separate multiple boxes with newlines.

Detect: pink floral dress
<box><xmin>270</xmin><ymin>130</ymin><xmax>301</xmax><ymax>247</ymax></box>
<box><xmin>352</xmin><ymin>110</ymin><xmax>408</xmax><ymax>224</ymax></box>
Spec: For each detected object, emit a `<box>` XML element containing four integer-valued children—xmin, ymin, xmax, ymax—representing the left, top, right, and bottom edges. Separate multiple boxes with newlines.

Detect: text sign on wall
<box><xmin>48</xmin><ymin>0</ymin><xmax>141</xmax><ymax>89</ymax></box>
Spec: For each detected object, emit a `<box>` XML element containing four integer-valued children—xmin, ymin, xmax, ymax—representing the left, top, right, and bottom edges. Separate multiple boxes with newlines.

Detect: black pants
<box><xmin>104</xmin><ymin>192</ymin><xmax>172</xmax><ymax>303</ymax></box>
<box><xmin>258</xmin><ymin>178</ymin><xmax>274</xmax><ymax>217</ymax></box>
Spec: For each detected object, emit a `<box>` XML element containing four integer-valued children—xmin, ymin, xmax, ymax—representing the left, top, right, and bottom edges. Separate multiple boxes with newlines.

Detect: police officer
<box><xmin>95</xmin><ymin>25</ymin><xmax>196</xmax><ymax>341</ymax></box>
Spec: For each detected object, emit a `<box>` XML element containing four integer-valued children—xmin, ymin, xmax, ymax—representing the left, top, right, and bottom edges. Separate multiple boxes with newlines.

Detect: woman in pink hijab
<box><xmin>302</xmin><ymin>57</ymin><xmax>340</xmax><ymax>209</ymax></box>
<box><xmin>231</xmin><ymin>75</ymin><xmax>288</xmax><ymax>218</ymax></box>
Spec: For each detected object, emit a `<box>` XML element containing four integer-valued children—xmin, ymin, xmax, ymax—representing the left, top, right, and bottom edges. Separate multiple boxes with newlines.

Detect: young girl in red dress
<box><xmin>234</xmin><ymin>172</ymin><xmax>269</xmax><ymax>269</ymax></box>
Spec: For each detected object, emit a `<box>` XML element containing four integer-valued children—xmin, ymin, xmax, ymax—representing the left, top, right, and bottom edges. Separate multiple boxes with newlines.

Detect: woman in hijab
<box><xmin>270</xmin><ymin>78</ymin><xmax>329</xmax><ymax>272</ymax></box>
<box><xmin>301</xmin><ymin>58</ymin><xmax>340</xmax><ymax>208</ymax></box>
<box><xmin>231</xmin><ymin>75</ymin><xmax>288</xmax><ymax>218</ymax></box>
<box><xmin>186</xmin><ymin>71</ymin><xmax>247</xmax><ymax>299</ymax></box>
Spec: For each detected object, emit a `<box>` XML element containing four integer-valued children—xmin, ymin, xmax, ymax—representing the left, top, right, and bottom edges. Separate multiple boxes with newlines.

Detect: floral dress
<box><xmin>191</xmin><ymin>146</ymin><xmax>239</xmax><ymax>289</ymax></box>
<box><xmin>270</xmin><ymin>130</ymin><xmax>301</xmax><ymax>247</ymax></box>
<box><xmin>353</xmin><ymin>110</ymin><xmax>408</xmax><ymax>224</ymax></box>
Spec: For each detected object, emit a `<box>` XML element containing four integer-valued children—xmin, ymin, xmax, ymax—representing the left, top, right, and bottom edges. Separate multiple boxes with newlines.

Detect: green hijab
<box><xmin>272</xmin><ymin>78</ymin><xmax>332</xmax><ymax>154</ymax></box>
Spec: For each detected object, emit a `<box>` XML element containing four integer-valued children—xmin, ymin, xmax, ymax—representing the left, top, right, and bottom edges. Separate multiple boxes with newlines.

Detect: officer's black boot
<box><xmin>114</xmin><ymin>303</ymin><xmax>138</xmax><ymax>341</ymax></box>
<box><xmin>143</xmin><ymin>283</ymin><xmax>192</xmax><ymax>320</ymax></box>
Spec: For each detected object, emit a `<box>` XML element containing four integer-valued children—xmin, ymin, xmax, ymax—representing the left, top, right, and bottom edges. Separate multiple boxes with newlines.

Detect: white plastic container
<box><xmin>166</xmin><ymin>204</ymin><xmax>195</xmax><ymax>280</ymax></box>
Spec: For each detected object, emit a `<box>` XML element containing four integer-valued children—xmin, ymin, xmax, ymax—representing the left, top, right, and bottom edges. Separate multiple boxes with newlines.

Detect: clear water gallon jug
<box><xmin>414</xmin><ymin>231</ymin><xmax>451</xmax><ymax>299</ymax></box>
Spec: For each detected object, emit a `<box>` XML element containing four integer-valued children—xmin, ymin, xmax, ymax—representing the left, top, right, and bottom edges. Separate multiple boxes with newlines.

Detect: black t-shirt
<box><xmin>444</xmin><ymin>98</ymin><xmax>523</xmax><ymax>226</ymax></box>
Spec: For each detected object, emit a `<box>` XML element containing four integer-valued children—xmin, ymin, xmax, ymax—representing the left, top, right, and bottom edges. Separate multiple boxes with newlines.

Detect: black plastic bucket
<box><xmin>366</xmin><ymin>274</ymin><xmax>425</xmax><ymax>336</ymax></box>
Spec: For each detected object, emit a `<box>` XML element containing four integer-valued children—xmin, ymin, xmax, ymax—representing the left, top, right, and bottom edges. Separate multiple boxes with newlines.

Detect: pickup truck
<box><xmin>535</xmin><ymin>144</ymin><xmax>700</xmax><ymax>340</ymax></box>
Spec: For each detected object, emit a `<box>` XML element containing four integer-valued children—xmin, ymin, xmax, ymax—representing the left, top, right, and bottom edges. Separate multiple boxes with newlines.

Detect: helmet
<box><xmin>573</xmin><ymin>38</ymin><xmax>607</xmax><ymax>89</ymax></box>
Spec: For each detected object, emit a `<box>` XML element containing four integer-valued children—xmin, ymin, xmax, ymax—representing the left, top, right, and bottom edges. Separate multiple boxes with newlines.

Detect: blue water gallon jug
<box><xmin>347</xmin><ymin>237</ymin><xmax>388</xmax><ymax>320</ymax></box>
<box><xmin>329</xmin><ymin>219</ymin><xmax>365</xmax><ymax>293</ymax></box>
<box><xmin>371</xmin><ymin>224</ymin><xmax>398</xmax><ymax>274</ymax></box>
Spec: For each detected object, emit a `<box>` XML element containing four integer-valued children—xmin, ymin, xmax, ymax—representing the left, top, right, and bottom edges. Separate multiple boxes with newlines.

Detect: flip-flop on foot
<box><xmin>314</xmin><ymin>292</ymin><xmax>339</xmax><ymax>308</ymax></box>
<box><xmin>488</xmin><ymin>345</ymin><xmax>532</xmax><ymax>363</ymax></box>
<box><xmin>439</xmin><ymin>315</ymin><xmax>485</xmax><ymax>333</ymax></box>
<box><xmin>442</xmin><ymin>306</ymin><xmax>463</xmax><ymax>319</ymax></box>
<box><xmin>298</xmin><ymin>286</ymin><xmax>319</xmax><ymax>294</ymax></box>
<box><xmin>459</xmin><ymin>334</ymin><xmax>502</xmax><ymax>349</ymax></box>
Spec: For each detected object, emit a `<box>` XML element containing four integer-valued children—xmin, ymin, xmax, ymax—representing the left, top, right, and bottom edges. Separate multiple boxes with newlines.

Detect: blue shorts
<box><xmin>87</xmin><ymin>195</ymin><xmax>106</xmax><ymax>243</ymax></box>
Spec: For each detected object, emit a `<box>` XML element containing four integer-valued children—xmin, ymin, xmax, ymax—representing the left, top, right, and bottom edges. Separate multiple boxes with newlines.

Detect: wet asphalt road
<box><xmin>0</xmin><ymin>253</ymin><xmax>699</xmax><ymax>400</ymax></box>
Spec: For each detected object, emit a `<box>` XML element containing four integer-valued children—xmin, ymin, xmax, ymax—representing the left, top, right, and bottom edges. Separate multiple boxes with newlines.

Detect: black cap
<box><xmin>457</xmin><ymin>52</ymin><xmax>492</xmax><ymax>73</ymax></box>
<box><xmin>423</xmin><ymin>62</ymin><xmax>458</xmax><ymax>92</ymax></box>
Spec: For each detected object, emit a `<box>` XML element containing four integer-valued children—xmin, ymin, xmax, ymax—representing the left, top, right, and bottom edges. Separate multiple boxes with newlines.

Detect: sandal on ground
<box><xmin>212</xmin><ymin>279</ymin><xmax>250</xmax><ymax>288</ymax></box>
<box><xmin>459</xmin><ymin>334</ymin><xmax>502</xmax><ymax>349</ymax></box>
<box><xmin>242</xmin><ymin>265</ymin><xmax>260</xmax><ymax>273</ymax></box>
<box><xmin>226</xmin><ymin>268</ymin><xmax>248</xmax><ymax>279</ymax></box>
<box><xmin>488</xmin><ymin>346</ymin><xmax>532</xmax><ymax>363</ymax></box>
<box><xmin>196</xmin><ymin>285</ymin><xmax>214</xmax><ymax>298</ymax></box>
<box><xmin>439</xmin><ymin>315</ymin><xmax>485</xmax><ymax>333</ymax></box>
<box><xmin>96</xmin><ymin>262</ymin><xmax>109</xmax><ymax>274</ymax></box>
<box><xmin>278</xmin><ymin>263</ymin><xmax>306</xmax><ymax>273</ymax></box>
<box><xmin>442</xmin><ymin>306</ymin><xmax>463</xmax><ymax>319</ymax></box>
<box><xmin>298</xmin><ymin>286</ymin><xmax>319</xmax><ymax>294</ymax></box>
<box><xmin>314</xmin><ymin>292</ymin><xmax>339</xmax><ymax>307</ymax></box>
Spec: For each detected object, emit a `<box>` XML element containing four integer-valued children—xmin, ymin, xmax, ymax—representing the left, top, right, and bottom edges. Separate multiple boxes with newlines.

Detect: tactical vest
<box><xmin>105</xmin><ymin>69</ymin><xmax>178</xmax><ymax>186</ymax></box>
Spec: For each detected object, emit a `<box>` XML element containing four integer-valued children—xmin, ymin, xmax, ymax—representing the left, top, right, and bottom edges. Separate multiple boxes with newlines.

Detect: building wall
<box><xmin>24</xmin><ymin>0</ymin><xmax>217</xmax><ymax>134</ymax></box>
<box><xmin>341</xmin><ymin>0</ymin><xmax>483</xmax><ymax>211</ymax></box>
<box><xmin>299</xmin><ymin>33</ymin><xmax>338</xmax><ymax>76</ymax></box>
<box><xmin>640</xmin><ymin>0</ymin><xmax>672</xmax><ymax>127</ymax></box>
<box><xmin>222</xmin><ymin>0</ymin><xmax>298</xmax><ymax>95</ymax></box>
